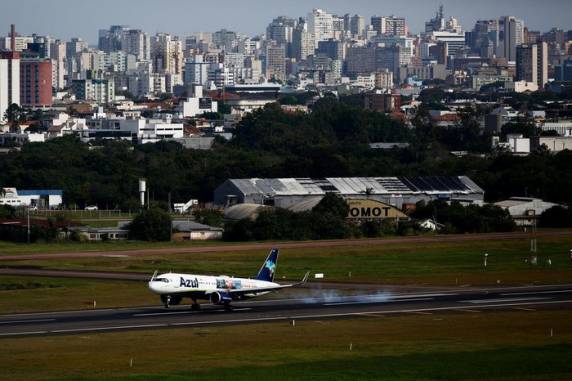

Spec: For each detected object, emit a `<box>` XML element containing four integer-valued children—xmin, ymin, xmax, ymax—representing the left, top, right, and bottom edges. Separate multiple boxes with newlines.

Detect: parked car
<box><xmin>84</xmin><ymin>205</ymin><xmax>98</xmax><ymax>211</ymax></box>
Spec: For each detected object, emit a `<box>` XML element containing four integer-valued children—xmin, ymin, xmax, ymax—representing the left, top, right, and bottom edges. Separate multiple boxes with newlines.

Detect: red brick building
<box><xmin>20</xmin><ymin>59</ymin><xmax>52</xmax><ymax>107</ymax></box>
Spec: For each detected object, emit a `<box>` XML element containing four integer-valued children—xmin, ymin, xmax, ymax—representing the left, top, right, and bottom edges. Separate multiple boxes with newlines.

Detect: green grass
<box><xmin>1</xmin><ymin>310</ymin><xmax>571</xmax><ymax>381</ymax></box>
<box><xmin>3</xmin><ymin>236</ymin><xmax>572</xmax><ymax>286</ymax></box>
<box><xmin>0</xmin><ymin>276</ymin><xmax>156</xmax><ymax>313</ymax></box>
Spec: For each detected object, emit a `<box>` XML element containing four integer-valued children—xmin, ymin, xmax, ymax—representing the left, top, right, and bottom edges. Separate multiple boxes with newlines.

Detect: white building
<box><xmin>184</xmin><ymin>55</ymin><xmax>210</xmax><ymax>87</ymax></box>
<box><xmin>180</xmin><ymin>85</ymin><xmax>218</xmax><ymax>117</ymax></box>
<box><xmin>72</xmin><ymin>78</ymin><xmax>115</xmax><ymax>104</ymax></box>
<box><xmin>0</xmin><ymin>188</ymin><xmax>63</xmax><ymax>209</ymax></box>
<box><xmin>0</xmin><ymin>54</ymin><xmax>20</xmax><ymax>124</ymax></box>
<box><xmin>536</xmin><ymin>137</ymin><xmax>572</xmax><ymax>152</ymax></box>
<box><xmin>80</xmin><ymin>116</ymin><xmax>183</xmax><ymax>143</ymax></box>
<box><xmin>308</xmin><ymin>9</ymin><xmax>334</xmax><ymax>47</ymax></box>
<box><xmin>494</xmin><ymin>197</ymin><xmax>558</xmax><ymax>226</ymax></box>
<box><xmin>540</xmin><ymin>121</ymin><xmax>572</xmax><ymax>137</ymax></box>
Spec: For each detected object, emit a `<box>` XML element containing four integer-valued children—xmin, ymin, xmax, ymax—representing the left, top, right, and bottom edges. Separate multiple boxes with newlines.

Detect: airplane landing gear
<box><xmin>191</xmin><ymin>299</ymin><xmax>201</xmax><ymax>311</ymax></box>
<box><xmin>223</xmin><ymin>303</ymin><xmax>232</xmax><ymax>312</ymax></box>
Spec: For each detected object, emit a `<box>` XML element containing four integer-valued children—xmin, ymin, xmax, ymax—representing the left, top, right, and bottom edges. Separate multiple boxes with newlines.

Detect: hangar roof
<box><xmin>226</xmin><ymin>176</ymin><xmax>483</xmax><ymax>197</ymax></box>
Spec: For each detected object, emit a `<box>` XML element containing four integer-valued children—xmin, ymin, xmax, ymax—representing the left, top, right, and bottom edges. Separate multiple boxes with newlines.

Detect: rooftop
<box><xmin>226</xmin><ymin>176</ymin><xmax>484</xmax><ymax>197</ymax></box>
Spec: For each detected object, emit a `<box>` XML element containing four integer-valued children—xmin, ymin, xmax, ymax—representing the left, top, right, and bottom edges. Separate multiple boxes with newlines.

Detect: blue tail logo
<box><xmin>256</xmin><ymin>249</ymin><xmax>279</xmax><ymax>282</ymax></box>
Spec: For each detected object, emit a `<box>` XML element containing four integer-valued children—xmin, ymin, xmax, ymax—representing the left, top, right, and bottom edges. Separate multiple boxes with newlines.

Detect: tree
<box><xmin>3</xmin><ymin>103</ymin><xmax>25</xmax><ymax>131</ymax></box>
<box><xmin>539</xmin><ymin>206</ymin><xmax>572</xmax><ymax>228</ymax></box>
<box><xmin>312</xmin><ymin>193</ymin><xmax>349</xmax><ymax>220</ymax></box>
<box><xmin>128</xmin><ymin>208</ymin><xmax>172</xmax><ymax>241</ymax></box>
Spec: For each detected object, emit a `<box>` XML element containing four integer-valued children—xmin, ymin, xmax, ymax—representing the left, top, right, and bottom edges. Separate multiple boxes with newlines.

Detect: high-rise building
<box><xmin>151</xmin><ymin>33</ymin><xmax>184</xmax><ymax>75</ymax></box>
<box><xmin>72</xmin><ymin>77</ymin><xmax>115</xmax><ymax>104</ymax></box>
<box><xmin>266</xmin><ymin>17</ymin><xmax>296</xmax><ymax>46</ymax></box>
<box><xmin>317</xmin><ymin>39</ymin><xmax>344</xmax><ymax>61</ymax></box>
<box><xmin>292</xmin><ymin>20</ymin><xmax>315</xmax><ymax>61</ymax></box>
<box><xmin>49</xmin><ymin>40</ymin><xmax>66</xmax><ymax>90</ymax></box>
<box><xmin>350</xmin><ymin>15</ymin><xmax>366</xmax><ymax>38</ymax></box>
<box><xmin>20</xmin><ymin>59</ymin><xmax>52</xmax><ymax>107</ymax></box>
<box><xmin>371</xmin><ymin>16</ymin><xmax>407</xmax><ymax>37</ymax></box>
<box><xmin>98</xmin><ymin>25</ymin><xmax>127</xmax><ymax>53</ymax></box>
<box><xmin>121</xmin><ymin>29</ymin><xmax>151</xmax><ymax>61</ymax></box>
<box><xmin>184</xmin><ymin>55</ymin><xmax>210</xmax><ymax>87</ymax></box>
<box><xmin>265</xmin><ymin>45</ymin><xmax>286</xmax><ymax>81</ymax></box>
<box><xmin>307</xmin><ymin>9</ymin><xmax>334</xmax><ymax>47</ymax></box>
<box><xmin>213</xmin><ymin>29</ymin><xmax>238</xmax><ymax>52</ymax></box>
<box><xmin>555</xmin><ymin>58</ymin><xmax>572</xmax><ymax>82</ymax></box>
<box><xmin>498</xmin><ymin>16</ymin><xmax>524</xmax><ymax>62</ymax></box>
<box><xmin>466</xmin><ymin>20</ymin><xmax>499</xmax><ymax>58</ymax></box>
<box><xmin>516</xmin><ymin>42</ymin><xmax>548</xmax><ymax>88</ymax></box>
<box><xmin>0</xmin><ymin>25</ymin><xmax>21</xmax><ymax>123</ymax></box>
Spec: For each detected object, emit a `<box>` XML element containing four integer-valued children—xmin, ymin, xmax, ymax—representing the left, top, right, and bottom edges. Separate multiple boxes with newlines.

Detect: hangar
<box><xmin>214</xmin><ymin>176</ymin><xmax>485</xmax><ymax>211</ymax></box>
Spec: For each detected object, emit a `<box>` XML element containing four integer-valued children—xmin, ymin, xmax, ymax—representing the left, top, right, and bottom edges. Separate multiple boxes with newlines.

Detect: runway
<box><xmin>1</xmin><ymin>283</ymin><xmax>571</xmax><ymax>338</ymax></box>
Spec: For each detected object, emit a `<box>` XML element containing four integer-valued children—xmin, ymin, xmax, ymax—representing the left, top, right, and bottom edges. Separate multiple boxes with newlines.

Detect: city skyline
<box><xmin>2</xmin><ymin>0</ymin><xmax>572</xmax><ymax>43</ymax></box>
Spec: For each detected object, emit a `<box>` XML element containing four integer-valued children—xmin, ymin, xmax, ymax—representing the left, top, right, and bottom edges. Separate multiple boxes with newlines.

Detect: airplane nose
<box><xmin>148</xmin><ymin>281</ymin><xmax>160</xmax><ymax>293</ymax></box>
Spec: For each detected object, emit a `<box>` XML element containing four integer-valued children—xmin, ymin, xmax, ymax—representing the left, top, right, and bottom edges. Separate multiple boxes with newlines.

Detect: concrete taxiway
<box><xmin>1</xmin><ymin>283</ymin><xmax>571</xmax><ymax>338</ymax></box>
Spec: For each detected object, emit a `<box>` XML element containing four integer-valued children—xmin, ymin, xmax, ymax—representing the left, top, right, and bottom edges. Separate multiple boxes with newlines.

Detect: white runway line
<box><xmin>323</xmin><ymin>297</ymin><xmax>434</xmax><ymax>306</ymax></box>
<box><xmin>513</xmin><ymin>307</ymin><xmax>536</xmax><ymax>311</ymax></box>
<box><xmin>134</xmin><ymin>311</ymin><xmax>199</xmax><ymax>317</ymax></box>
<box><xmin>0</xmin><ymin>318</ymin><xmax>55</xmax><ymax>325</ymax></box>
<box><xmin>0</xmin><ymin>330</ymin><xmax>48</xmax><ymax>336</ymax></box>
<box><xmin>463</xmin><ymin>297</ymin><xmax>550</xmax><ymax>304</ymax></box>
<box><xmin>501</xmin><ymin>289</ymin><xmax>572</xmax><ymax>296</ymax></box>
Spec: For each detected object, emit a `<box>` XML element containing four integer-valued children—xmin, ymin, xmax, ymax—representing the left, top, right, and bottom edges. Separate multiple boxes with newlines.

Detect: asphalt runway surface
<box><xmin>1</xmin><ymin>283</ymin><xmax>571</xmax><ymax>338</ymax></box>
<box><xmin>1</xmin><ymin>231</ymin><xmax>569</xmax><ymax>261</ymax></box>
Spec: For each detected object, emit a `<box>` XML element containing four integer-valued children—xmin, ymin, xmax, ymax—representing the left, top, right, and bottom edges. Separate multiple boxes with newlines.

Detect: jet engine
<box><xmin>210</xmin><ymin>292</ymin><xmax>232</xmax><ymax>305</ymax></box>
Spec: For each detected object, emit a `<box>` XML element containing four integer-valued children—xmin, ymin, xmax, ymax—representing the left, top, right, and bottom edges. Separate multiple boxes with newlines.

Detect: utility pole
<box><xmin>26</xmin><ymin>206</ymin><xmax>30</xmax><ymax>244</ymax></box>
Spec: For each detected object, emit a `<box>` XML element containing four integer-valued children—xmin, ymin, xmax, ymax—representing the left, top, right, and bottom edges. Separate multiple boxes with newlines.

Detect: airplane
<box><xmin>148</xmin><ymin>249</ymin><xmax>309</xmax><ymax>311</ymax></box>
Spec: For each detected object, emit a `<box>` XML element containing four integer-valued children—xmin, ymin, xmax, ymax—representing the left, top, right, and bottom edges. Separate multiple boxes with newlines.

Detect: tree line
<box><xmin>0</xmin><ymin>99</ymin><xmax>571</xmax><ymax>210</ymax></box>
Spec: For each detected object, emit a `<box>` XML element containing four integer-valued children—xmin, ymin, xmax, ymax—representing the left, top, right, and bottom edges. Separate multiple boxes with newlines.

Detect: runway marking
<box><xmin>0</xmin><ymin>318</ymin><xmax>55</xmax><ymax>325</ymax></box>
<box><xmin>323</xmin><ymin>297</ymin><xmax>434</xmax><ymax>306</ymax></box>
<box><xmin>0</xmin><ymin>330</ymin><xmax>48</xmax><ymax>336</ymax></box>
<box><xmin>454</xmin><ymin>309</ymin><xmax>481</xmax><ymax>313</ymax></box>
<box><xmin>501</xmin><ymin>289</ymin><xmax>572</xmax><ymax>296</ymax></box>
<box><xmin>0</xmin><ymin>309</ymin><xmax>117</xmax><ymax>318</ymax></box>
<box><xmin>1</xmin><ymin>299</ymin><xmax>572</xmax><ymax>337</ymax></box>
<box><xmin>408</xmin><ymin>311</ymin><xmax>432</xmax><ymax>315</ymax></box>
<box><xmin>50</xmin><ymin>324</ymin><xmax>166</xmax><ymax>334</ymax></box>
<box><xmin>463</xmin><ymin>297</ymin><xmax>550</xmax><ymax>304</ymax></box>
<box><xmin>134</xmin><ymin>311</ymin><xmax>198</xmax><ymax>317</ymax></box>
<box><xmin>513</xmin><ymin>307</ymin><xmax>536</xmax><ymax>311</ymax></box>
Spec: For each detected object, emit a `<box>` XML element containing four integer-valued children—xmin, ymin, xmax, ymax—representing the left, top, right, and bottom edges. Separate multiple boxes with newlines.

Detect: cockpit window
<box><xmin>154</xmin><ymin>278</ymin><xmax>169</xmax><ymax>283</ymax></box>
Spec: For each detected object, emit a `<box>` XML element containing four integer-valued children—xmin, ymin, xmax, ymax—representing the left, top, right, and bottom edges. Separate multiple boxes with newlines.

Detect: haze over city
<box><xmin>2</xmin><ymin>0</ymin><xmax>572</xmax><ymax>41</ymax></box>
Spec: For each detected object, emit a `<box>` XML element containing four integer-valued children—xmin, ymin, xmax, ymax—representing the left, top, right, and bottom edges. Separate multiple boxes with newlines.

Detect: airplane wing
<box><xmin>228</xmin><ymin>271</ymin><xmax>310</xmax><ymax>296</ymax></box>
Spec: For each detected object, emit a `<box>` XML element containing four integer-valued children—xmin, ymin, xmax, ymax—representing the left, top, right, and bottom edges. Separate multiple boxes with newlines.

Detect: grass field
<box><xmin>0</xmin><ymin>276</ymin><xmax>156</xmax><ymax>313</ymax></box>
<box><xmin>3</xmin><ymin>235</ymin><xmax>572</xmax><ymax>286</ymax></box>
<box><xmin>1</xmin><ymin>310</ymin><xmax>571</xmax><ymax>381</ymax></box>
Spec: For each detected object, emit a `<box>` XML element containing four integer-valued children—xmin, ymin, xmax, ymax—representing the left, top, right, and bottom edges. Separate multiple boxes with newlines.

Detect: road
<box><xmin>1</xmin><ymin>283</ymin><xmax>571</xmax><ymax>338</ymax></box>
<box><xmin>0</xmin><ymin>231</ymin><xmax>570</xmax><ymax>261</ymax></box>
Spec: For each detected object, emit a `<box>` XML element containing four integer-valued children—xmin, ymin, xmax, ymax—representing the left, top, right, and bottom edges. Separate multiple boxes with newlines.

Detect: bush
<box><xmin>128</xmin><ymin>208</ymin><xmax>172</xmax><ymax>241</ymax></box>
<box><xmin>539</xmin><ymin>205</ymin><xmax>572</xmax><ymax>228</ymax></box>
<box><xmin>412</xmin><ymin>201</ymin><xmax>515</xmax><ymax>233</ymax></box>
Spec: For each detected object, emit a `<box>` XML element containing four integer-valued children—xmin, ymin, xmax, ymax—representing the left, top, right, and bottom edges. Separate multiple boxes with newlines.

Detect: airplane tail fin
<box><xmin>255</xmin><ymin>249</ymin><xmax>279</xmax><ymax>282</ymax></box>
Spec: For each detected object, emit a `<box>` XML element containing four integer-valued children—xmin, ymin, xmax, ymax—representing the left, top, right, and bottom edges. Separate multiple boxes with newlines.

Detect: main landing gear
<box><xmin>191</xmin><ymin>299</ymin><xmax>201</xmax><ymax>311</ymax></box>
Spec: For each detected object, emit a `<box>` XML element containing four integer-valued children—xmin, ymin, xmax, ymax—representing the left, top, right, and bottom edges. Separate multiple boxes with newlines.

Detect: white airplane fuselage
<box><xmin>147</xmin><ymin>249</ymin><xmax>307</xmax><ymax>309</ymax></box>
<box><xmin>149</xmin><ymin>273</ymin><xmax>279</xmax><ymax>301</ymax></box>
